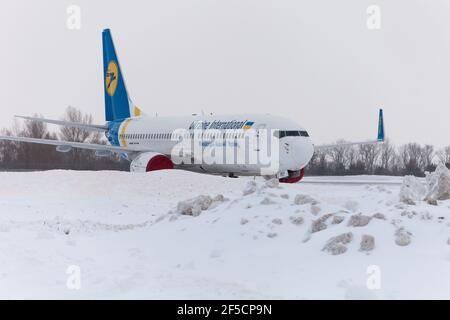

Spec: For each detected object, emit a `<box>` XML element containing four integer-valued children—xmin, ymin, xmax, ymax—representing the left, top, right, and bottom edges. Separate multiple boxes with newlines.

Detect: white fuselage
<box><xmin>114</xmin><ymin>113</ymin><xmax>314</xmax><ymax>177</ymax></box>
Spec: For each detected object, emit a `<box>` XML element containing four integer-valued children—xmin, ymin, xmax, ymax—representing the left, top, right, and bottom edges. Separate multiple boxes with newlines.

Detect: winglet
<box><xmin>377</xmin><ymin>108</ymin><xmax>385</xmax><ymax>142</ymax></box>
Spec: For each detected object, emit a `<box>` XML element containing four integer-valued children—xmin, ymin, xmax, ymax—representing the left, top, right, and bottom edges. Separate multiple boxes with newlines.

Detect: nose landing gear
<box><xmin>279</xmin><ymin>168</ymin><xmax>305</xmax><ymax>183</ymax></box>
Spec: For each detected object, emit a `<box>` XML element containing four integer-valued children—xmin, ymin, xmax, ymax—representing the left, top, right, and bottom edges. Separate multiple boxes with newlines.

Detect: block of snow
<box><xmin>420</xmin><ymin>211</ymin><xmax>433</xmax><ymax>220</ymax></box>
<box><xmin>400</xmin><ymin>210</ymin><xmax>417</xmax><ymax>219</ymax></box>
<box><xmin>332</xmin><ymin>216</ymin><xmax>345</xmax><ymax>224</ymax></box>
<box><xmin>372</xmin><ymin>213</ymin><xmax>386</xmax><ymax>220</ymax></box>
<box><xmin>294</xmin><ymin>194</ymin><xmax>318</xmax><ymax>205</ymax></box>
<box><xmin>177</xmin><ymin>194</ymin><xmax>225</xmax><ymax>216</ymax></box>
<box><xmin>243</xmin><ymin>181</ymin><xmax>258</xmax><ymax>196</ymax></box>
<box><xmin>347</xmin><ymin>214</ymin><xmax>371</xmax><ymax>227</ymax></box>
<box><xmin>323</xmin><ymin>232</ymin><xmax>353</xmax><ymax>255</ymax></box>
<box><xmin>395</xmin><ymin>228</ymin><xmax>412</xmax><ymax>246</ymax></box>
<box><xmin>272</xmin><ymin>218</ymin><xmax>283</xmax><ymax>225</ymax></box>
<box><xmin>264</xmin><ymin>178</ymin><xmax>280</xmax><ymax>189</ymax></box>
<box><xmin>240</xmin><ymin>218</ymin><xmax>249</xmax><ymax>225</ymax></box>
<box><xmin>213</xmin><ymin>194</ymin><xmax>226</xmax><ymax>202</ymax></box>
<box><xmin>360</xmin><ymin>234</ymin><xmax>375</xmax><ymax>251</ymax></box>
<box><xmin>424</xmin><ymin>163</ymin><xmax>450</xmax><ymax>202</ymax></box>
<box><xmin>343</xmin><ymin>200</ymin><xmax>359</xmax><ymax>212</ymax></box>
<box><xmin>310</xmin><ymin>204</ymin><xmax>321</xmax><ymax>215</ymax></box>
<box><xmin>260</xmin><ymin>197</ymin><xmax>276</xmax><ymax>205</ymax></box>
<box><xmin>311</xmin><ymin>213</ymin><xmax>333</xmax><ymax>233</ymax></box>
<box><xmin>399</xmin><ymin>175</ymin><xmax>426</xmax><ymax>205</ymax></box>
<box><xmin>289</xmin><ymin>216</ymin><xmax>304</xmax><ymax>225</ymax></box>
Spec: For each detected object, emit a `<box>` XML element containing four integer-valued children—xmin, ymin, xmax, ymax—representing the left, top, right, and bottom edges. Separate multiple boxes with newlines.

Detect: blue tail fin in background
<box><xmin>103</xmin><ymin>29</ymin><xmax>140</xmax><ymax>121</ymax></box>
<box><xmin>377</xmin><ymin>109</ymin><xmax>385</xmax><ymax>141</ymax></box>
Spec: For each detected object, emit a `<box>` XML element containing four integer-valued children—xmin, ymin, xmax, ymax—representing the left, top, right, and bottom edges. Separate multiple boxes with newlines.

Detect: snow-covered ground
<box><xmin>0</xmin><ymin>170</ymin><xmax>449</xmax><ymax>299</ymax></box>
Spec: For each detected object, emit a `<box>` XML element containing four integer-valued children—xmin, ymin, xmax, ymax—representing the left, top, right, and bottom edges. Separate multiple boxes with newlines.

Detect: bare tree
<box><xmin>328</xmin><ymin>140</ymin><xmax>352</xmax><ymax>174</ymax></box>
<box><xmin>10</xmin><ymin>115</ymin><xmax>59</xmax><ymax>169</ymax></box>
<box><xmin>379</xmin><ymin>138</ymin><xmax>395</xmax><ymax>172</ymax></box>
<box><xmin>0</xmin><ymin>128</ymin><xmax>17</xmax><ymax>167</ymax></box>
<box><xmin>399</xmin><ymin>143</ymin><xmax>425</xmax><ymax>176</ymax></box>
<box><xmin>358</xmin><ymin>143</ymin><xmax>380</xmax><ymax>174</ymax></box>
<box><xmin>437</xmin><ymin>146</ymin><xmax>450</xmax><ymax>166</ymax></box>
<box><xmin>346</xmin><ymin>145</ymin><xmax>358</xmax><ymax>168</ymax></box>
<box><xmin>59</xmin><ymin>106</ymin><xmax>93</xmax><ymax>143</ymax></box>
<box><xmin>420</xmin><ymin>144</ymin><xmax>435</xmax><ymax>172</ymax></box>
<box><xmin>307</xmin><ymin>149</ymin><xmax>332</xmax><ymax>175</ymax></box>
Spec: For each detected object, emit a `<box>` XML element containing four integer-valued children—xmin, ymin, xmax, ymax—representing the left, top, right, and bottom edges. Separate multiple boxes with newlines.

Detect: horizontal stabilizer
<box><xmin>0</xmin><ymin>135</ymin><xmax>147</xmax><ymax>155</ymax></box>
<box><xmin>15</xmin><ymin>115</ymin><xmax>108</xmax><ymax>132</ymax></box>
<box><xmin>315</xmin><ymin>108</ymin><xmax>385</xmax><ymax>150</ymax></box>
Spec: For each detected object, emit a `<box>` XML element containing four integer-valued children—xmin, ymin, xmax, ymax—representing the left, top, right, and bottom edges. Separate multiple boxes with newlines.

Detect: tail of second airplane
<box><xmin>102</xmin><ymin>28</ymin><xmax>142</xmax><ymax>121</ymax></box>
<box><xmin>377</xmin><ymin>108</ymin><xmax>385</xmax><ymax>142</ymax></box>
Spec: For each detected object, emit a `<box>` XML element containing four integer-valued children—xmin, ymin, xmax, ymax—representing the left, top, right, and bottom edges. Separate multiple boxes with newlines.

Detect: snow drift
<box><xmin>0</xmin><ymin>170</ymin><xmax>449</xmax><ymax>299</ymax></box>
<box><xmin>425</xmin><ymin>163</ymin><xmax>450</xmax><ymax>202</ymax></box>
<box><xmin>399</xmin><ymin>163</ymin><xmax>450</xmax><ymax>205</ymax></box>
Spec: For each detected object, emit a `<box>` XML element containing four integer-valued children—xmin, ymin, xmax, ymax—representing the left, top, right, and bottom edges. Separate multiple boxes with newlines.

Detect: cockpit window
<box><xmin>273</xmin><ymin>130</ymin><xmax>309</xmax><ymax>138</ymax></box>
<box><xmin>299</xmin><ymin>130</ymin><xmax>309</xmax><ymax>137</ymax></box>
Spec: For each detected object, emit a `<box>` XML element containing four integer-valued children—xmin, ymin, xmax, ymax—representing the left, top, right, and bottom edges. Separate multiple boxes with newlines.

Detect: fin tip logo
<box><xmin>105</xmin><ymin>61</ymin><xmax>119</xmax><ymax>96</ymax></box>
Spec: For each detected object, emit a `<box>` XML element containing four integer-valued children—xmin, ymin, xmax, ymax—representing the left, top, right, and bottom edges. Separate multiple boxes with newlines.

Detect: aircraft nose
<box><xmin>283</xmin><ymin>138</ymin><xmax>314</xmax><ymax>170</ymax></box>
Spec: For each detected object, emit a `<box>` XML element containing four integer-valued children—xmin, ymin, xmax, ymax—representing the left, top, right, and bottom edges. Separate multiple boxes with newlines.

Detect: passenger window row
<box><xmin>119</xmin><ymin>131</ymin><xmax>248</xmax><ymax>140</ymax></box>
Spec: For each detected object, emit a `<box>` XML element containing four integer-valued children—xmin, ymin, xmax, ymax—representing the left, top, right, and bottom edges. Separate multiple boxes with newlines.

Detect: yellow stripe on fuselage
<box><xmin>133</xmin><ymin>106</ymin><xmax>142</xmax><ymax>117</ymax></box>
<box><xmin>120</xmin><ymin>119</ymin><xmax>132</xmax><ymax>147</ymax></box>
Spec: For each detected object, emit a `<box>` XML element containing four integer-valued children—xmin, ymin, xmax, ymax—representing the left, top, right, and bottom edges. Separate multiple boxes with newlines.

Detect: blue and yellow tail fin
<box><xmin>102</xmin><ymin>29</ymin><xmax>142</xmax><ymax>121</ymax></box>
<box><xmin>377</xmin><ymin>109</ymin><xmax>385</xmax><ymax>142</ymax></box>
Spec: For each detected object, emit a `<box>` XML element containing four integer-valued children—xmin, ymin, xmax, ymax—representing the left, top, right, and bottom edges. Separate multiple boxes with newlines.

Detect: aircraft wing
<box><xmin>15</xmin><ymin>115</ymin><xmax>108</xmax><ymax>132</ymax></box>
<box><xmin>314</xmin><ymin>109</ymin><xmax>385</xmax><ymax>151</ymax></box>
<box><xmin>0</xmin><ymin>135</ymin><xmax>146</xmax><ymax>155</ymax></box>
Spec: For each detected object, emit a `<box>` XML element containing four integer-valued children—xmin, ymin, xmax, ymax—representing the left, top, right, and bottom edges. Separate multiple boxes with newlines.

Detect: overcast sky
<box><xmin>1</xmin><ymin>0</ymin><xmax>449</xmax><ymax>148</ymax></box>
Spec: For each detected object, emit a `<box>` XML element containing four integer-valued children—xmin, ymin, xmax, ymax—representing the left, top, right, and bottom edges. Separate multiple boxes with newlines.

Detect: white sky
<box><xmin>1</xmin><ymin>0</ymin><xmax>449</xmax><ymax>148</ymax></box>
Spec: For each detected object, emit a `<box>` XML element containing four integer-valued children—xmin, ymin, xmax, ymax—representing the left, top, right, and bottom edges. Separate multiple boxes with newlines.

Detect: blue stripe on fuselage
<box><xmin>106</xmin><ymin>119</ymin><xmax>125</xmax><ymax>146</ymax></box>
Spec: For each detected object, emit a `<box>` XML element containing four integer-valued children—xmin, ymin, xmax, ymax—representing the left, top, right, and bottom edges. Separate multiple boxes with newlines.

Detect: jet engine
<box><xmin>130</xmin><ymin>152</ymin><xmax>174</xmax><ymax>173</ymax></box>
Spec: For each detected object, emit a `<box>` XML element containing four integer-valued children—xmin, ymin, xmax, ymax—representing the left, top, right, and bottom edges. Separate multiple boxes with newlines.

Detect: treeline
<box><xmin>0</xmin><ymin>106</ymin><xmax>129</xmax><ymax>171</ymax></box>
<box><xmin>305</xmin><ymin>139</ymin><xmax>450</xmax><ymax>177</ymax></box>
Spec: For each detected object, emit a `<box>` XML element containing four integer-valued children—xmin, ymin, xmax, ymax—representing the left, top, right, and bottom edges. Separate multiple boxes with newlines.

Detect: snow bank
<box><xmin>323</xmin><ymin>232</ymin><xmax>353</xmax><ymax>255</ymax></box>
<box><xmin>399</xmin><ymin>176</ymin><xmax>426</xmax><ymax>205</ymax></box>
<box><xmin>424</xmin><ymin>163</ymin><xmax>450</xmax><ymax>202</ymax></box>
<box><xmin>176</xmin><ymin>194</ymin><xmax>227</xmax><ymax>216</ymax></box>
<box><xmin>395</xmin><ymin>228</ymin><xmax>412</xmax><ymax>246</ymax></box>
<box><xmin>294</xmin><ymin>194</ymin><xmax>318</xmax><ymax>205</ymax></box>
<box><xmin>243</xmin><ymin>181</ymin><xmax>257</xmax><ymax>196</ymax></box>
<box><xmin>400</xmin><ymin>164</ymin><xmax>450</xmax><ymax>205</ymax></box>
<box><xmin>347</xmin><ymin>214</ymin><xmax>371</xmax><ymax>227</ymax></box>
<box><xmin>0</xmin><ymin>170</ymin><xmax>449</xmax><ymax>299</ymax></box>
<box><xmin>311</xmin><ymin>213</ymin><xmax>333</xmax><ymax>233</ymax></box>
<box><xmin>360</xmin><ymin>235</ymin><xmax>375</xmax><ymax>251</ymax></box>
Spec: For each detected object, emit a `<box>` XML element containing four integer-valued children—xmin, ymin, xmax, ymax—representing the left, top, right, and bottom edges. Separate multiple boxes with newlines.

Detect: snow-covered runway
<box><xmin>0</xmin><ymin>170</ymin><xmax>449</xmax><ymax>299</ymax></box>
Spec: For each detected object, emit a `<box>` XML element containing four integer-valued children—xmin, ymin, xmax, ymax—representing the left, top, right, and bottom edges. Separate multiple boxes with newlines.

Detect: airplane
<box><xmin>0</xmin><ymin>29</ymin><xmax>385</xmax><ymax>183</ymax></box>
